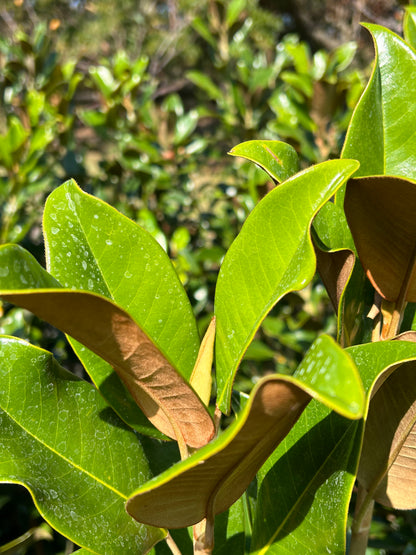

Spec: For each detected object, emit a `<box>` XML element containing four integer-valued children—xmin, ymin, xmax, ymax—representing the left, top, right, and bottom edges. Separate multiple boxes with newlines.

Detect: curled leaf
<box><xmin>215</xmin><ymin>159</ymin><xmax>359</xmax><ymax>413</ymax></box>
<box><xmin>190</xmin><ymin>317</ymin><xmax>216</xmax><ymax>406</ymax></box>
<box><xmin>126</xmin><ymin>335</ymin><xmax>364</xmax><ymax>529</ymax></box>
<box><xmin>358</xmin><ymin>360</ymin><xmax>416</xmax><ymax>509</ymax></box>
<box><xmin>344</xmin><ymin>175</ymin><xmax>416</xmax><ymax>302</ymax></box>
<box><xmin>229</xmin><ymin>140</ymin><xmax>299</xmax><ymax>183</ymax></box>
<box><xmin>0</xmin><ymin>287</ymin><xmax>214</xmax><ymax>448</ymax></box>
<box><xmin>342</xmin><ymin>24</ymin><xmax>416</xmax><ymax>180</ymax></box>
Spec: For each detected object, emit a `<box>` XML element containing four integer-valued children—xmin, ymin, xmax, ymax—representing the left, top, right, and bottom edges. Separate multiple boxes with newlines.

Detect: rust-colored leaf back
<box><xmin>344</xmin><ymin>176</ymin><xmax>416</xmax><ymax>302</ymax></box>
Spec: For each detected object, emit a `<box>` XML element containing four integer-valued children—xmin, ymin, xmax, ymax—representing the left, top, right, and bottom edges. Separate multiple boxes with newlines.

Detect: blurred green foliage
<box><xmin>0</xmin><ymin>1</ymin><xmax>383</xmax><ymax>552</ymax></box>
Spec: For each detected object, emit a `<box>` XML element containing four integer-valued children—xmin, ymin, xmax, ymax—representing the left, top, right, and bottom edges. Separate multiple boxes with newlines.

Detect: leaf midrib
<box><xmin>0</xmin><ymin>400</ymin><xmax>128</xmax><ymax>500</ymax></box>
<box><xmin>254</xmin><ymin>417</ymin><xmax>358</xmax><ymax>554</ymax></box>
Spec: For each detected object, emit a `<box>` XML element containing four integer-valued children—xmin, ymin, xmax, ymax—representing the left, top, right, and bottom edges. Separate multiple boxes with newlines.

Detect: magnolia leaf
<box><xmin>358</xmin><ymin>360</ymin><xmax>416</xmax><ymax>509</ymax></box>
<box><xmin>404</xmin><ymin>6</ymin><xmax>416</xmax><ymax>50</ymax></box>
<box><xmin>312</xmin><ymin>183</ymin><xmax>357</xmax><ymax>315</ymax></box>
<box><xmin>190</xmin><ymin>317</ymin><xmax>216</xmax><ymax>406</ymax></box>
<box><xmin>43</xmin><ymin>180</ymin><xmax>200</xmax><ymax>437</ymax></box>
<box><xmin>314</xmin><ymin>245</ymin><xmax>355</xmax><ymax>314</ymax></box>
<box><xmin>126</xmin><ymin>335</ymin><xmax>364</xmax><ymax>529</ymax></box>
<box><xmin>0</xmin><ymin>247</ymin><xmax>214</xmax><ymax>448</ymax></box>
<box><xmin>251</xmin><ymin>400</ymin><xmax>363</xmax><ymax>554</ymax></box>
<box><xmin>336</xmin><ymin>258</ymin><xmax>375</xmax><ymax>347</ymax></box>
<box><xmin>0</xmin><ymin>336</ymin><xmax>165</xmax><ymax>553</ymax></box>
<box><xmin>229</xmin><ymin>140</ymin><xmax>299</xmax><ymax>183</ymax></box>
<box><xmin>251</xmin><ymin>340</ymin><xmax>416</xmax><ymax>553</ymax></box>
<box><xmin>344</xmin><ymin>175</ymin><xmax>416</xmax><ymax>302</ymax></box>
<box><xmin>215</xmin><ymin>159</ymin><xmax>359</xmax><ymax>412</ymax></box>
<box><xmin>0</xmin><ymin>244</ymin><xmax>163</xmax><ymax>438</ymax></box>
<box><xmin>342</xmin><ymin>24</ymin><xmax>416</xmax><ymax>180</ymax></box>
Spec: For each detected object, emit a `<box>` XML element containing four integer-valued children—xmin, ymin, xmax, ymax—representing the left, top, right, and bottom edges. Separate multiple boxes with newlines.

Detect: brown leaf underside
<box><xmin>314</xmin><ymin>245</ymin><xmax>355</xmax><ymax>313</ymax></box>
<box><xmin>358</xmin><ymin>360</ymin><xmax>416</xmax><ymax>509</ymax></box>
<box><xmin>126</xmin><ymin>378</ymin><xmax>310</xmax><ymax>528</ymax></box>
<box><xmin>1</xmin><ymin>291</ymin><xmax>214</xmax><ymax>448</ymax></box>
<box><xmin>344</xmin><ymin>176</ymin><xmax>416</xmax><ymax>302</ymax></box>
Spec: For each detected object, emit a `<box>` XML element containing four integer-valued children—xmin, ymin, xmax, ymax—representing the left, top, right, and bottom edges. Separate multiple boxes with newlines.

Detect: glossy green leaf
<box><xmin>44</xmin><ymin>180</ymin><xmax>199</xmax><ymax>380</ymax></box>
<box><xmin>404</xmin><ymin>6</ymin><xmax>416</xmax><ymax>50</ymax></box>
<box><xmin>251</xmin><ymin>400</ymin><xmax>362</xmax><ymax>554</ymax></box>
<box><xmin>43</xmin><ymin>180</ymin><xmax>200</xmax><ymax>438</ymax></box>
<box><xmin>215</xmin><ymin>159</ymin><xmax>359</xmax><ymax>412</ymax></box>
<box><xmin>229</xmin><ymin>140</ymin><xmax>299</xmax><ymax>183</ymax></box>
<box><xmin>0</xmin><ymin>336</ymin><xmax>165</xmax><ymax>553</ymax></box>
<box><xmin>126</xmin><ymin>335</ymin><xmax>364</xmax><ymax>530</ymax></box>
<box><xmin>250</xmin><ymin>340</ymin><xmax>416</xmax><ymax>554</ymax></box>
<box><xmin>0</xmin><ymin>245</ymin><xmax>215</xmax><ymax>448</ymax></box>
<box><xmin>342</xmin><ymin>24</ymin><xmax>416</xmax><ymax>180</ymax></box>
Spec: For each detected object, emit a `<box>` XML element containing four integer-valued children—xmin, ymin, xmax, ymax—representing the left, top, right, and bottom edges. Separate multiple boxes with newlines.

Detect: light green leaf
<box><xmin>214</xmin><ymin>159</ymin><xmax>359</xmax><ymax>412</ymax></box>
<box><xmin>44</xmin><ymin>180</ymin><xmax>199</xmax><ymax>380</ymax></box>
<box><xmin>0</xmin><ymin>245</ymin><xmax>215</xmax><ymax>448</ymax></box>
<box><xmin>229</xmin><ymin>140</ymin><xmax>299</xmax><ymax>183</ymax></box>
<box><xmin>404</xmin><ymin>6</ymin><xmax>416</xmax><ymax>50</ymax></box>
<box><xmin>43</xmin><ymin>180</ymin><xmax>200</xmax><ymax>438</ymax></box>
<box><xmin>342</xmin><ymin>24</ymin><xmax>416</xmax><ymax>179</ymax></box>
<box><xmin>0</xmin><ymin>336</ymin><xmax>165</xmax><ymax>554</ymax></box>
<box><xmin>126</xmin><ymin>336</ymin><xmax>364</xmax><ymax>530</ymax></box>
<box><xmin>250</xmin><ymin>340</ymin><xmax>416</xmax><ymax>554</ymax></box>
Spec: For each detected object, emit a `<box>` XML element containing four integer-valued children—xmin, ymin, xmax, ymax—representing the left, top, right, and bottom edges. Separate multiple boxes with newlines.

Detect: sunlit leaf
<box><xmin>190</xmin><ymin>317</ymin><xmax>216</xmax><ymax>406</ymax></box>
<box><xmin>251</xmin><ymin>340</ymin><xmax>416</xmax><ymax>553</ymax></box>
<box><xmin>126</xmin><ymin>336</ymin><xmax>364</xmax><ymax>529</ymax></box>
<box><xmin>215</xmin><ymin>159</ymin><xmax>359</xmax><ymax>412</ymax></box>
<box><xmin>43</xmin><ymin>180</ymin><xmax>200</xmax><ymax>438</ymax></box>
<box><xmin>0</xmin><ymin>246</ymin><xmax>214</xmax><ymax>448</ymax></box>
<box><xmin>404</xmin><ymin>6</ymin><xmax>416</xmax><ymax>50</ymax></box>
<box><xmin>229</xmin><ymin>140</ymin><xmax>299</xmax><ymax>183</ymax></box>
<box><xmin>342</xmin><ymin>24</ymin><xmax>416</xmax><ymax>180</ymax></box>
<box><xmin>0</xmin><ymin>337</ymin><xmax>165</xmax><ymax>553</ymax></box>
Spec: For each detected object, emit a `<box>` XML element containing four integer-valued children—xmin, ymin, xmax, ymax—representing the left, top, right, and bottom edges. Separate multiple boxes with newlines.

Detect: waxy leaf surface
<box><xmin>229</xmin><ymin>140</ymin><xmax>299</xmax><ymax>183</ymax></box>
<box><xmin>43</xmin><ymin>180</ymin><xmax>200</xmax><ymax>436</ymax></box>
<box><xmin>342</xmin><ymin>24</ymin><xmax>416</xmax><ymax>180</ymax></box>
<box><xmin>0</xmin><ymin>337</ymin><xmax>165</xmax><ymax>553</ymax></box>
<box><xmin>215</xmin><ymin>159</ymin><xmax>359</xmax><ymax>412</ymax></box>
<box><xmin>126</xmin><ymin>335</ymin><xmax>364</xmax><ymax>529</ymax></box>
<box><xmin>0</xmin><ymin>245</ymin><xmax>214</xmax><ymax>448</ymax></box>
<box><xmin>344</xmin><ymin>175</ymin><xmax>416</xmax><ymax>302</ymax></box>
<box><xmin>250</xmin><ymin>340</ymin><xmax>416</xmax><ymax>554</ymax></box>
